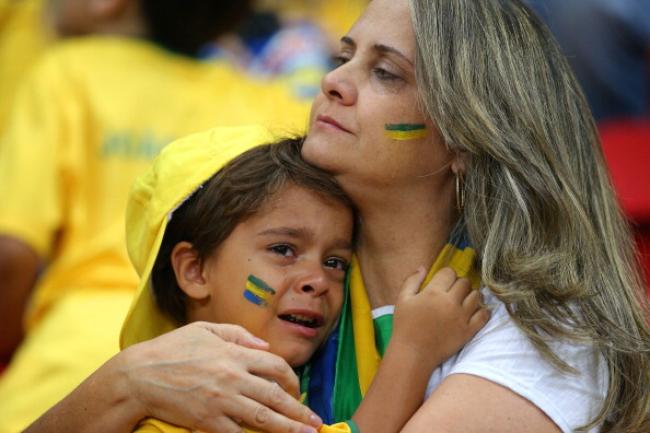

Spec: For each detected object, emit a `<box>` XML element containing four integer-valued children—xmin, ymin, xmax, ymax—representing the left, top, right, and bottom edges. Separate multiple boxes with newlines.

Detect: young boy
<box><xmin>121</xmin><ymin>125</ymin><xmax>487</xmax><ymax>433</ymax></box>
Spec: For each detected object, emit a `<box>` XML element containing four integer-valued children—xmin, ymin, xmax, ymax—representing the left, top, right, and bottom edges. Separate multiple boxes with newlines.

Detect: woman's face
<box><xmin>302</xmin><ymin>0</ymin><xmax>453</xmax><ymax>195</ymax></box>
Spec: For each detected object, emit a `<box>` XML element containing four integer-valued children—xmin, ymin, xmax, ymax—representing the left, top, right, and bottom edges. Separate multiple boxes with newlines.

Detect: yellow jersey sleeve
<box><xmin>0</xmin><ymin>51</ymin><xmax>76</xmax><ymax>257</ymax></box>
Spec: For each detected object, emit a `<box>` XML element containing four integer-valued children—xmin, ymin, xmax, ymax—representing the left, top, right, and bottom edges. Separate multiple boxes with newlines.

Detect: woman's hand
<box><xmin>25</xmin><ymin>322</ymin><xmax>322</xmax><ymax>433</ymax></box>
<box><xmin>392</xmin><ymin>267</ymin><xmax>489</xmax><ymax>368</ymax></box>
<box><xmin>122</xmin><ymin>322</ymin><xmax>323</xmax><ymax>433</ymax></box>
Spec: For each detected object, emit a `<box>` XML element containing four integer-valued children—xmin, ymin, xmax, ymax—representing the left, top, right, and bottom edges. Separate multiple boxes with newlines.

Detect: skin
<box><xmin>303</xmin><ymin>1</ymin><xmax>562</xmax><ymax>432</ymax></box>
<box><xmin>0</xmin><ymin>236</ymin><xmax>40</xmax><ymax>361</ymax></box>
<box><xmin>172</xmin><ymin>184</ymin><xmax>353</xmax><ymax>367</ymax></box>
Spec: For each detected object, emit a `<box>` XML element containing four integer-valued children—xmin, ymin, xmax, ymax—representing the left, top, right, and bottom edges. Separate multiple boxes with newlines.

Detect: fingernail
<box><xmin>309</xmin><ymin>413</ymin><xmax>323</xmax><ymax>426</ymax></box>
<box><xmin>252</xmin><ymin>336</ymin><xmax>268</xmax><ymax>346</ymax></box>
<box><xmin>302</xmin><ymin>426</ymin><xmax>318</xmax><ymax>433</ymax></box>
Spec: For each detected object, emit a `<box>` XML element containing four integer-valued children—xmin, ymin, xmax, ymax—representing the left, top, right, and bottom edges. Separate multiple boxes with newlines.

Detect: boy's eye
<box><xmin>324</xmin><ymin>257</ymin><xmax>349</xmax><ymax>271</ymax></box>
<box><xmin>269</xmin><ymin>244</ymin><xmax>295</xmax><ymax>257</ymax></box>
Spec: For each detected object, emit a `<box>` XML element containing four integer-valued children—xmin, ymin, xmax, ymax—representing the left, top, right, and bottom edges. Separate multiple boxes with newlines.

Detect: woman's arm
<box><xmin>24</xmin><ymin>322</ymin><xmax>323</xmax><ymax>433</ymax></box>
<box><xmin>401</xmin><ymin>374</ymin><xmax>561</xmax><ymax>433</ymax></box>
<box><xmin>352</xmin><ymin>268</ymin><xmax>489</xmax><ymax>433</ymax></box>
<box><xmin>399</xmin><ymin>295</ymin><xmax>605</xmax><ymax>433</ymax></box>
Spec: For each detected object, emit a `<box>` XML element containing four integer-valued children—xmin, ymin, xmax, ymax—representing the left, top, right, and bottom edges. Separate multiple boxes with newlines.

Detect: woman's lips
<box><xmin>315</xmin><ymin>115</ymin><xmax>352</xmax><ymax>134</ymax></box>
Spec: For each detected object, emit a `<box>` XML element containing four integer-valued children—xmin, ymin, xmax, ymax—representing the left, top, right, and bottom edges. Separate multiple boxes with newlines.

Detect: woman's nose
<box><xmin>320</xmin><ymin>66</ymin><xmax>357</xmax><ymax>106</ymax></box>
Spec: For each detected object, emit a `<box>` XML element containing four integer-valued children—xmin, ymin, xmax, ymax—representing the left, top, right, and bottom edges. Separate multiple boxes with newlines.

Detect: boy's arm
<box><xmin>350</xmin><ymin>268</ymin><xmax>489</xmax><ymax>433</ymax></box>
<box><xmin>350</xmin><ymin>337</ymin><xmax>437</xmax><ymax>433</ymax></box>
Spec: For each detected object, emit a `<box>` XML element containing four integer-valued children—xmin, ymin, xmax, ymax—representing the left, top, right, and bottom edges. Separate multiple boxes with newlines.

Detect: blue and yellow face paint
<box><xmin>243</xmin><ymin>274</ymin><xmax>276</xmax><ymax>306</ymax></box>
<box><xmin>384</xmin><ymin>123</ymin><xmax>427</xmax><ymax>141</ymax></box>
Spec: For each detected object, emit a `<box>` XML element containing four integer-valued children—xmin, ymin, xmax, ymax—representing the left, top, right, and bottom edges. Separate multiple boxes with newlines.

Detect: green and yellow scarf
<box><xmin>302</xmin><ymin>235</ymin><xmax>480</xmax><ymax>427</ymax></box>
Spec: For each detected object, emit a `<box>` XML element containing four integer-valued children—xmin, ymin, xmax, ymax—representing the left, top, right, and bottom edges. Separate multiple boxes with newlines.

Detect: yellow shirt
<box><xmin>0</xmin><ymin>36</ymin><xmax>310</xmax><ymax>328</ymax></box>
<box><xmin>137</xmin><ymin>417</ymin><xmax>352</xmax><ymax>433</ymax></box>
<box><xmin>0</xmin><ymin>0</ymin><xmax>52</xmax><ymax>134</ymax></box>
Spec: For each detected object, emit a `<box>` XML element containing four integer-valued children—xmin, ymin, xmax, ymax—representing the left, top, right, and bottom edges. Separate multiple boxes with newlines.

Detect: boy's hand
<box><xmin>392</xmin><ymin>267</ymin><xmax>490</xmax><ymax>369</ymax></box>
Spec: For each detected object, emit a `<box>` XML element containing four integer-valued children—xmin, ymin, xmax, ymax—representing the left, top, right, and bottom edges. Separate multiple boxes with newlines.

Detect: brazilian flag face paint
<box><xmin>243</xmin><ymin>274</ymin><xmax>276</xmax><ymax>307</ymax></box>
<box><xmin>384</xmin><ymin>123</ymin><xmax>427</xmax><ymax>141</ymax></box>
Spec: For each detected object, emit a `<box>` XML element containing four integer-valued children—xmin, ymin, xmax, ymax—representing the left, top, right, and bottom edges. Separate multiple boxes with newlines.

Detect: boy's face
<box><xmin>187</xmin><ymin>184</ymin><xmax>353</xmax><ymax>367</ymax></box>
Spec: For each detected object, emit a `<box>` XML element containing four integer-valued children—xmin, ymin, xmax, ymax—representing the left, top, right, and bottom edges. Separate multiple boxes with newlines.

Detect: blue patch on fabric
<box><xmin>306</xmin><ymin>323</ymin><xmax>338</xmax><ymax>424</ymax></box>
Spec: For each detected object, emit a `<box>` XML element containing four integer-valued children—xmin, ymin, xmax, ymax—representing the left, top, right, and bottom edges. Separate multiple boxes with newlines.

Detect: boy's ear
<box><xmin>171</xmin><ymin>242</ymin><xmax>211</xmax><ymax>301</ymax></box>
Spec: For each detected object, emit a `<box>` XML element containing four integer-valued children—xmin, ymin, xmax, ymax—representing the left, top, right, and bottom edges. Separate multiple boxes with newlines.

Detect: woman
<box><xmin>25</xmin><ymin>0</ymin><xmax>650</xmax><ymax>432</ymax></box>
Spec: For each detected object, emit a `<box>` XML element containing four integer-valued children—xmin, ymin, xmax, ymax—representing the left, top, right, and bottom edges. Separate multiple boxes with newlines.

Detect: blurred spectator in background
<box><xmin>205</xmin><ymin>0</ymin><xmax>369</xmax><ymax>100</ymax></box>
<box><xmin>0</xmin><ymin>0</ymin><xmax>309</xmax><ymax>430</ymax></box>
<box><xmin>256</xmin><ymin>0</ymin><xmax>367</xmax><ymax>47</ymax></box>
<box><xmin>527</xmin><ymin>0</ymin><xmax>650</xmax><ymax>123</ymax></box>
<box><xmin>0</xmin><ymin>0</ymin><xmax>53</xmax><ymax>135</ymax></box>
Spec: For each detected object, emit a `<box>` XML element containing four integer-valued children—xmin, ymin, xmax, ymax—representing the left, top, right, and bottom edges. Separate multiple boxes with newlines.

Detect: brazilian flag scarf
<box><xmin>300</xmin><ymin>232</ymin><xmax>480</xmax><ymax>425</ymax></box>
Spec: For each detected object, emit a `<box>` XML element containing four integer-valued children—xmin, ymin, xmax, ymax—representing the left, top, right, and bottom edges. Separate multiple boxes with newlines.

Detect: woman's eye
<box><xmin>269</xmin><ymin>244</ymin><xmax>295</xmax><ymax>257</ymax></box>
<box><xmin>372</xmin><ymin>67</ymin><xmax>399</xmax><ymax>81</ymax></box>
<box><xmin>331</xmin><ymin>55</ymin><xmax>350</xmax><ymax>68</ymax></box>
<box><xmin>324</xmin><ymin>257</ymin><xmax>349</xmax><ymax>271</ymax></box>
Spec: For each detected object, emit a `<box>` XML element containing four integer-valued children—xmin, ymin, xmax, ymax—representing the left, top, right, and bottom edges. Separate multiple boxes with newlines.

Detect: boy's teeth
<box><xmin>280</xmin><ymin>314</ymin><xmax>318</xmax><ymax>327</ymax></box>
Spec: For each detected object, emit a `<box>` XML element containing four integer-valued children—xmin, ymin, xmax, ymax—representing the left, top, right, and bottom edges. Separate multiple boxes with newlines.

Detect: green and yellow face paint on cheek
<box><xmin>243</xmin><ymin>274</ymin><xmax>276</xmax><ymax>307</ymax></box>
<box><xmin>385</xmin><ymin>123</ymin><xmax>427</xmax><ymax>141</ymax></box>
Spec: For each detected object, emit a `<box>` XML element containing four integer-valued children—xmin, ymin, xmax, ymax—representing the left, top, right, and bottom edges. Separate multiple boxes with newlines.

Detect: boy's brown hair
<box><xmin>151</xmin><ymin>136</ymin><xmax>354</xmax><ymax>324</ymax></box>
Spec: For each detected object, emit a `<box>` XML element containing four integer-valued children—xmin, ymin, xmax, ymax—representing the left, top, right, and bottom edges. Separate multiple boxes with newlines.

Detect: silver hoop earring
<box><xmin>455</xmin><ymin>172</ymin><xmax>465</xmax><ymax>213</ymax></box>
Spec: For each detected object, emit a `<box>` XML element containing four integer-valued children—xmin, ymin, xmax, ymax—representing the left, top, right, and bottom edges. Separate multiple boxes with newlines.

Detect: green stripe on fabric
<box><xmin>333</xmin><ymin>273</ymin><xmax>363</xmax><ymax>421</ymax></box>
<box><xmin>373</xmin><ymin>314</ymin><xmax>394</xmax><ymax>357</ymax></box>
<box><xmin>298</xmin><ymin>364</ymin><xmax>310</xmax><ymax>406</ymax></box>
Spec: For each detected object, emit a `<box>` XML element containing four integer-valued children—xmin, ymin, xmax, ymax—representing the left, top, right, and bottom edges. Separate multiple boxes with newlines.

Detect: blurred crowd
<box><xmin>0</xmin><ymin>0</ymin><xmax>647</xmax><ymax>432</ymax></box>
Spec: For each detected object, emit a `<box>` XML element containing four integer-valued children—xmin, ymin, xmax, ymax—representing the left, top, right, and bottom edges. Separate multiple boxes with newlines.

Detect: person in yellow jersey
<box><xmin>0</xmin><ymin>0</ymin><xmax>53</xmax><ymax>135</ymax></box>
<box><xmin>0</xmin><ymin>0</ymin><xmax>311</xmax><ymax>431</ymax></box>
<box><xmin>119</xmin><ymin>126</ymin><xmax>486</xmax><ymax>433</ymax></box>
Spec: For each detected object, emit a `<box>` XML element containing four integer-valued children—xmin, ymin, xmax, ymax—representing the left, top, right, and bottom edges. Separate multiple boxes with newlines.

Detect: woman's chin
<box><xmin>301</xmin><ymin>134</ymin><xmax>344</xmax><ymax>173</ymax></box>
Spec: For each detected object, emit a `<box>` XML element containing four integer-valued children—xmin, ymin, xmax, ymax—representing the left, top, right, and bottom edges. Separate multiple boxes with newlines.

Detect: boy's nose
<box><xmin>295</xmin><ymin>262</ymin><xmax>330</xmax><ymax>296</ymax></box>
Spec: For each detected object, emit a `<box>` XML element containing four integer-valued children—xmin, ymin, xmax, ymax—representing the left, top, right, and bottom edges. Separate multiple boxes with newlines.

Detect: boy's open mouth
<box><xmin>278</xmin><ymin>313</ymin><xmax>324</xmax><ymax>328</ymax></box>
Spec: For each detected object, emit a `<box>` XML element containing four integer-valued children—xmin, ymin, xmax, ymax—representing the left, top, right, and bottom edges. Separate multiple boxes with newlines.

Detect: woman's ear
<box><xmin>451</xmin><ymin>152</ymin><xmax>468</xmax><ymax>176</ymax></box>
<box><xmin>171</xmin><ymin>242</ymin><xmax>211</xmax><ymax>301</ymax></box>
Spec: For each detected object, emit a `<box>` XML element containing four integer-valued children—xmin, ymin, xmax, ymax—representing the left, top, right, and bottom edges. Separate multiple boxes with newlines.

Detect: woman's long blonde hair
<box><xmin>409</xmin><ymin>0</ymin><xmax>650</xmax><ymax>431</ymax></box>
